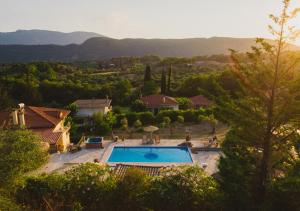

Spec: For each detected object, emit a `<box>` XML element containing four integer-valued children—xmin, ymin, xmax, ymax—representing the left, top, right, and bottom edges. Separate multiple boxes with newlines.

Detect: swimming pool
<box><xmin>107</xmin><ymin>146</ymin><xmax>193</xmax><ymax>163</ymax></box>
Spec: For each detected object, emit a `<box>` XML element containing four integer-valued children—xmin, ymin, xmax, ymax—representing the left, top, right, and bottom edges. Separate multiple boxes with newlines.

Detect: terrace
<box><xmin>42</xmin><ymin>138</ymin><xmax>221</xmax><ymax>175</ymax></box>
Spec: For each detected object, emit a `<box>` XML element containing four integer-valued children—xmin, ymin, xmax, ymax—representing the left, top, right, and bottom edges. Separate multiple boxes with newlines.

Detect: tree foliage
<box><xmin>218</xmin><ymin>1</ymin><xmax>300</xmax><ymax>208</ymax></box>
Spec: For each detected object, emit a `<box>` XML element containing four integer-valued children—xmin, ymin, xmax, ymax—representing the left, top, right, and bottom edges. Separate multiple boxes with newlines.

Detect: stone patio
<box><xmin>41</xmin><ymin>139</ymin><xmax>222</xmax><ymax>175</ymax></box>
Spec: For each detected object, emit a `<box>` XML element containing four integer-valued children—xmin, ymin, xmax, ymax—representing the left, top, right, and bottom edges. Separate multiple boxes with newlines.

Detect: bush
<box><xmin>134</xmin><ymin>119</ymin><xmax>142</xmax><ymax>129</ymax></box>
<box><xmin>162</xmin><ymin>116</ymin><xmax>171</xmax><ymax>126</ymax></box>
<box><xmin>138</xmin><ymin>112</ymin><xmax>154</xmax><ymax>125</ymax></box>
<box><xmin>130</xmin><ymin>99</ymin><xmax>147</xmax><ymax>112</ymax></box>
<box><xmin>16</xmin><ymin>164</ymin><xmax>222</xmax><ymax>211</ymax></box>
<box><xmin>177</xmin><ymin>115</ymin><xmax>185</xmax><ymax>124</ymax></box>
<box><xmin>114</xmin><ymin>168</ymin><xmax>150</xmax><ymax>210</ymax></box>
<box><xmin>120</xmin><ymin>117</ymin><xmax>128</xmax><ymax>130</ymax></box>
<box><xmin>17</xmin><ymin>163</ymin><xmax>117</xmax><ymax>210</ymax></box>
<box><xmin>125</xmin><ymin>112</ymin><xmax>139</xmax><ymax>126</ymax></box>
<box><xmin>92</xmin><ymin>112</ymin><xmax>112</xmax><ymax>135</ymax></box>
<box><xmin>112</xmin><ymin>106</ymin><xmax>123</xmax><ymax>114</ymax></box>
<box><xmin>145</xmin><ymin>166</ymin><xmax>221</xmax><ymax>211</ymax></box>
<box><xmin>0</xmin><ymin>130</ymin><xmax>48</xmax><ymax>187</ymax></box>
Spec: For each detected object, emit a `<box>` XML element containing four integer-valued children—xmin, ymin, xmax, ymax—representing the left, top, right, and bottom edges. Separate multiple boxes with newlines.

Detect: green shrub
<box><xmin>130</xmin><ymin>99</ymin><xmax>147</xmax><ymax>112</ymax></box>
<box><xmin>125</xmin><ymin>112</ymin><xmax>139</xmax><ymax>126</ymax></box>
<box><xmin>134</xmin><ymin>119</ymin><xmax>142</xmax><ymax>128</ymax></box>
<box><xmin>145</xmin><ymin>166</ymin><xmax>221</xmax><ymax>211</ymax></box>
<box><xmin>114</xmin><ymin>168</ymin><xmax>150</xmax><ymax>210</ymax></box>
<box><xmin>120</xmin><ymin>117</ymin><xmax>128</xmax><ymax>130</ymax></box>
<box><xmin>177</xmin><ymin>115</ymin><xmax>185</xmax><ymax>124</ymax></box>
<box><xmin>138</xmin><ymin>112</ymin><xmax>154</xmax><ymax>125</ymax></box>
<box><xmin>162</xmin><ymin>116</ymin><xmax>171</xmax><ymax>126</ymax></box>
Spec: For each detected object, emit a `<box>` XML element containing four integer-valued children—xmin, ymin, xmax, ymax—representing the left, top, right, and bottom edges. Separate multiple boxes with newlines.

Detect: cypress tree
<box><xmin>167</xmin><ymin>64</ymin><xmax>172</xmax><ymax>93</ymax></box>
<box><xmin>144</xmin><ymin>65</ymin><xmax>152</xmax><ymax>82</ymax></box>
<box><xmin>160</xmin><ymin>69</ymin><xmax>167</xmax><ymax>94</ymax></box>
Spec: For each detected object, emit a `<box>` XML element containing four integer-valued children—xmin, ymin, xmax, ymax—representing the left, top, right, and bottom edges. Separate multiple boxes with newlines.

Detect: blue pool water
<box><xmin>108</xmin><ymin>146</ymin><xmax>193</xmax><ymax>163</ymax></box>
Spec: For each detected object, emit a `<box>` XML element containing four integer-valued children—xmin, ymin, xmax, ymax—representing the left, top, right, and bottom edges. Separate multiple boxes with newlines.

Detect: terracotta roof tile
<box><xmin>189</xmin><ymin>95</ymin><xmax>213</xmax><ymax>107</ymax></box>
<box><xmin>141</xmin><ymin>95</ymin><xmax>178</xmax><ymax>108</ymax></box>
<box><xmin>32</xmin><ymin>128</ymin><xmax>62</xmax><ymax>145</ymax></box>
<box><xmin>0</xmin><ymin>106</ymin><xmax>70</xmax><ymax>145</ymax></box>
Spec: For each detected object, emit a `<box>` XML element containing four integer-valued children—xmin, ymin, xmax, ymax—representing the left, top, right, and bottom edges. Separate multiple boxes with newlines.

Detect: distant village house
<box><xmin>0</xmin><ymin>104</ymin><xmax>71</xmax><ymax>152</ymax></box>
<box><xmin>189</xmin><ymin>95</ymin><xmax>213</xmax><ymax>109</ymax></box>
<box><xmin>141</xmin><ymin>94</ymin><xmax>179</xmax><ymax>114</ymax></box>
<box><xmin>73</xmin><ymin>98</ymin><xmax>112</xmax><ymax>118</ymax></box>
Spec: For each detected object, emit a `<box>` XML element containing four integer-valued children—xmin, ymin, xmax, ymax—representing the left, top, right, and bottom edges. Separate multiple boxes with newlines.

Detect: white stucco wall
<box><xmin>76</xmin><ymin>108</ymin><xmax>107</xmax><ymax>117</ymax></box>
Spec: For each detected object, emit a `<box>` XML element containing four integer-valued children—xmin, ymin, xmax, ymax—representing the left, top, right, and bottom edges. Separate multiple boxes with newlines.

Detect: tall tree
<box><xmin>160</xmin><ymin>69</ymin><xmax>167</xmax><ymax>94</ymax></box>
<box><xmin>218</xmin><ymin>0</ymin><xmax>300</xmax><ymax>208</ymax></box>
<box><xmin>144</xmin><ymin>65</ymin><xmax>152</xmax><ymax>82</ymax></box>
<box><xmin>167</xmin><ymin>64</ymin><xmax>172</xmax><ymax>93</ymax></box>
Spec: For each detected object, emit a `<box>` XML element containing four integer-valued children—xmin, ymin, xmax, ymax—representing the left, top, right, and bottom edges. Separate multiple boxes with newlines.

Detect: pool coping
<box><xmin>102</xmin><ymin>144</ymin><xmax>195</xmax><ymax>166</ymax></box>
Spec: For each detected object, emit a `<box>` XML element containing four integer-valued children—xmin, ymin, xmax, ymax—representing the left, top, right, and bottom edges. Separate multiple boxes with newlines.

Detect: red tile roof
<box><xmin>141</xmin><ymin>95</ymin><xmax>178</xmax><ymax>108</ymax></box>
<box><xmin>189</xmin><ymin>95</ymin><xmax>213</xmax><ymax>107</ymax></box>
<box><xmin>0</xmin><ymin>106</ymin><xmax>70</xmax><ymax>145</ymax></box>
<box><xmin>32</xmin><ymin>128</ymin><xmax>62</xmax><ymax>145</ymax></box>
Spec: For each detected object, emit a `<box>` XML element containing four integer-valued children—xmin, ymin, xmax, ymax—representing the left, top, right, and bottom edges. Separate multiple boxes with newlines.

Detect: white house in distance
<box><xmin>141</xmin><ymin>94</ymin><xmax>179</xmax><ymax>114</ymax></box>
<box><xmin>73</xmin><ymin>99</ymin><xmax>112</xmax><ymax>117</ymax></box>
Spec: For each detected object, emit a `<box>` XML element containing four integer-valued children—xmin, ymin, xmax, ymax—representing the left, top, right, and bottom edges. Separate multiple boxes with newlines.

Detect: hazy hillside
<box><xmin>0</xmin><ymin>29</ymin><xmax>104</xmax><ymax>45</ymax></box>
<box><xmin>0</xmin><ymin>37</ymin><xmax>299</xmax><ymax>62</ymax></box>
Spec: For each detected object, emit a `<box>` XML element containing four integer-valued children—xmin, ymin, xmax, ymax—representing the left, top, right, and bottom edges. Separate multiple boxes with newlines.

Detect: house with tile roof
<box><xmin>189</xmin><ymin>95</ymin><xmax>213</xmax><ymax>109</ymax></box>
<box><xmin>141</xmin><ymin>94</ymin><xmax>179</xmax><ymax>114</ymax></box>
<box><xmin>73</xmin><ymin>98</ymin><xmax>112</xmax><ymax>117</ymax></box>
<box><xmin>0</xmin><ymin>104</ymin><xmax>71</xmax><ymax>152</ymax></box>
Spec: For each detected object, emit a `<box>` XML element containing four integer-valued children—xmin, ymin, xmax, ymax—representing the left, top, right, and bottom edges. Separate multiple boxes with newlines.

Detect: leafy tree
<box><xmin>268</xmin><ymin>161</ymin><xmax>300</xmax><ymax>210</ymax></box>
<box><xmin>167</xmin><ymin>64</ymin><xmax>172</xmax><ymax>93</ymax></box>
<box><xmin>65</xmin><ymin>103</ymin><xmax>78</xmax><ymax>117</ymax></box>
<box><xmin>92</xmin><ymin>112</ymin><xmax>111</xmax><ymax>135</ymax></box>
<box><xmin>176</xmin><ymin>97</ymin><xmax>191</xmax><ymax>110</ymax></box>
<box><xmin>144</xmin><ymin>65</ymin><xmax>152</xmax><ymax>82</ymax></box>
<box><xmin>142</xmin><ymin>81</ymin><xmax>159</xmax><ymax>95</ymax></box>
<box><xmin>130</xmin><ymin>99</ymin><xmax>147</xmax><ymax>112</ymax></box>
<box><xmin>114</xmin><ymin>168</ymin><xmax>150</xmax><ymax>210</ymax></box>
<box><xmin>160</xmin><ymin>69</ymin><xmax>167</xmax><ymax>94</ymax></box>
<box><xmin>146</xmin><ymin>166</ymin><xmax>220</xmax><ymax>211</ymax></box>
<box><xmin>112</xmin><ymin>80</ymin><xmax>132</xmax><ymax>105</ymax></box>
<box><xmin>218</xmin><ymin>1</ymin><xmax>300</xmax><ymax>208</ymax></box>
<box><xmin>0</xmin><ymin>130</ymin><xmax>48</xmax><ymax>187</ymax></box>
<box><xmin>202</xmin><ymin>114</ymin><xmax>218</xmax><ymax>134</ymax></box>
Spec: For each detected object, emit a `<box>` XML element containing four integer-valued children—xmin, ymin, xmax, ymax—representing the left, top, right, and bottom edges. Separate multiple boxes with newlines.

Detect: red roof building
<box><xmin>141</xmin><ymin>95</ymin><xmax>179</xmax><ymax>114</ymax></box>
<box><xmin>0</xmin><ymin>105</ymin><xmax>71</xmax><ymax>152</ymax></box>
<box><xmin>189</xmin><ymin>95</ymin><xmax>213</xmax><ymax>109</ymax></box>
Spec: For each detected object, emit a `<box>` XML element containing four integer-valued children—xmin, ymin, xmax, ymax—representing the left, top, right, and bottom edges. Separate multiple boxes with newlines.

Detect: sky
<box><xmin>0</xmin><ymin>0</ymin><xmax>299</xmax><ymax>45</ymax></box>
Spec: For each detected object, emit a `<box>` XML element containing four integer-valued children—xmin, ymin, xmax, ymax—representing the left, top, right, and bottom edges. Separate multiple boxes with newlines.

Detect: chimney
<box><xmin>12</xmin><ymin>110</ymin><xmax>18</xmax><ymax>125</ymax></box>
<box><xmin>106</xmin><ymin>95</ymin><xmax>109</xmax><ymax>103</ymax></box>
<box><xmin>163</xmin><ymin>96</ymin><xmax>166</xmax><ymax>103</ymax></box>
<box><xmin>18</xmin><ymin>103</ymin><xmax>26</xmax><ymax>127</ymax></box>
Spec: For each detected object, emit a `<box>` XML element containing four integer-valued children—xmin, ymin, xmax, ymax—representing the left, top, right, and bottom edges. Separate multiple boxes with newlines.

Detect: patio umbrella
<box><xmin>143</xmin><ymin>125</ymin><xmax>159</xmax><ymax>141</ymax></box>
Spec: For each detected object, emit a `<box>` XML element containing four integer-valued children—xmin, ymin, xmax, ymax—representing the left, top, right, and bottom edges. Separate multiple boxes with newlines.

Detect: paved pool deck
<box><xmin>42</xmin><ymin>139</ymin><xmax>221</xmax><ymax>175</ymax></box>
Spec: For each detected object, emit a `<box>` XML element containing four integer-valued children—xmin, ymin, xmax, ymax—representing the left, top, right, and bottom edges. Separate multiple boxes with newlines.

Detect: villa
<box><xmin>73</xmin><ymin>98</ymin><xmax>112</xmax><ymax>117</ymax></box>
<box><xmin>0</xmin><ymin>104</ymin><xmax>71</xmax><ymax>152</ymax></box>
<box><xmin>141</xmin><ymin>94</ymin><xmax>179</xmax><ymax>114</ymax></box>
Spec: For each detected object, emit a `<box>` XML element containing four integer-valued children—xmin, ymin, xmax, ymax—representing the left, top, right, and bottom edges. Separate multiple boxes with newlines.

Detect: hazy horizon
<box><xmin>1</xmin><ymin>0</ymin><xmax>299</xmax><ymax>44</ymax></box>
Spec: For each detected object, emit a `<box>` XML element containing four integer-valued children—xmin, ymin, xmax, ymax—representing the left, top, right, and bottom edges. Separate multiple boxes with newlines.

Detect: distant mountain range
<box><xmin>0</xmin><ymin>31</ymin><xmax>299</xmax><ymax>62</ymax></box>
<box><xmin>0</xmin><ymin>29</ymin><xmax>104</xmax><ymax>45</ymax></box>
